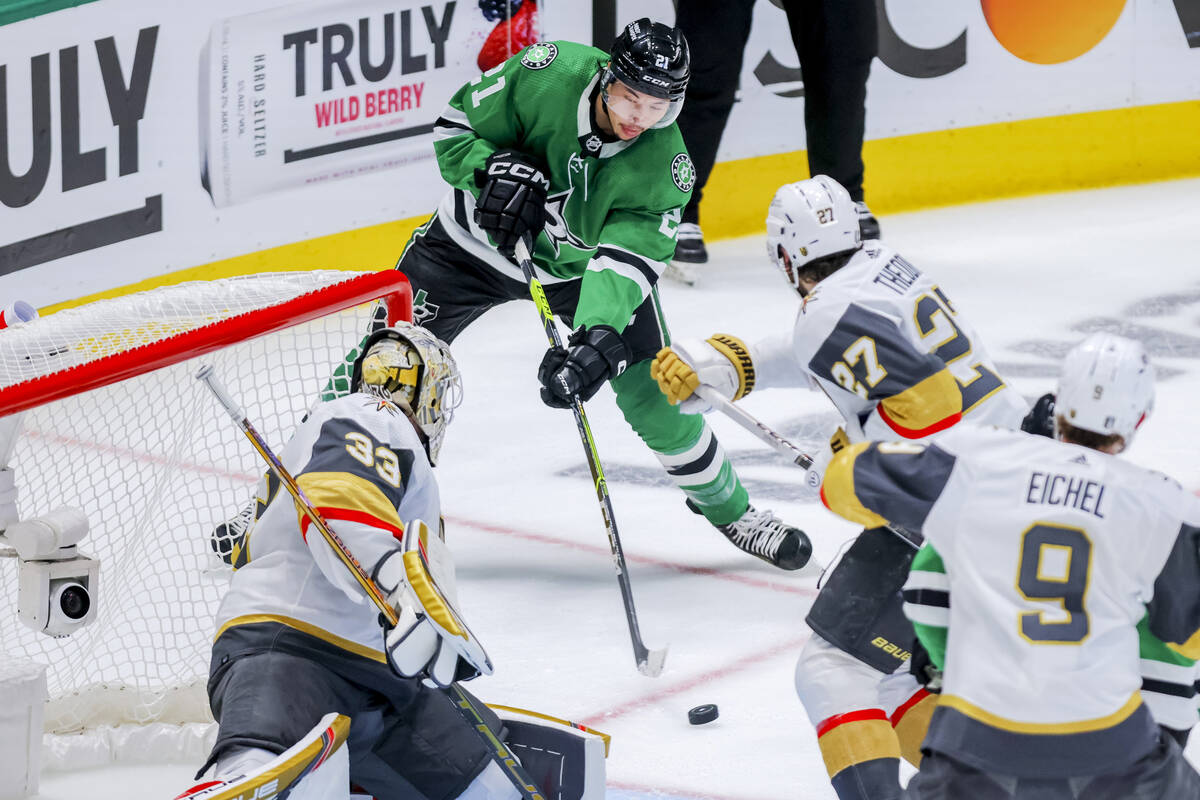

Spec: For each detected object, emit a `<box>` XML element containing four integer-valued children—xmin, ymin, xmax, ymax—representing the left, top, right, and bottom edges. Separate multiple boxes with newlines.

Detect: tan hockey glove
<box><xmin>376</xmin><ymin>519</ymin><xmax>492</xmax><ymax>687</ymax></box>
<box><xmin>651</xmin><ymin>334</ymin><xmax>755</xmax><ymax>414</ymax></box>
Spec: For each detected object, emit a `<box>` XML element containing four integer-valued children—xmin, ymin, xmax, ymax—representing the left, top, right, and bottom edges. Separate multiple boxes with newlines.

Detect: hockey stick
<box><xmin>195</xmin><ymin>365</ymin><xmax>548</xmax><ymax>800</ymax></box>
<box><xmin>513</xmin><ymin>236</ymin><xmax>667</xmax><ymax>678</ymax></box>
<box><xmin>693</xmin><ymin>386</ymin><xmax>922</xmax><ymax>550</ymax></box>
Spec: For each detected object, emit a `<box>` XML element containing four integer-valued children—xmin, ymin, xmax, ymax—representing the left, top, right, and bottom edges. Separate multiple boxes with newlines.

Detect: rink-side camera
<box><xmin>2</xmin><ymin>508</ymin><xmax>98</xmax><ymax>638</ymax></box>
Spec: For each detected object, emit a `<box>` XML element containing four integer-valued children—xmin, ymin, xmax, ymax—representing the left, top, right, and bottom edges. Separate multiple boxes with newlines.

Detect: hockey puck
<box><xmin>687</xmin><ymin>704</ymin><xmax>719</xmax><ymax>725</ymax></box>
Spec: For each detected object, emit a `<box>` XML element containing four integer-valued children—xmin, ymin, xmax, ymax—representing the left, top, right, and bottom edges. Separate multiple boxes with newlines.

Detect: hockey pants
<box><xmin>334</xmin><ymin>214</ymin><xmax>752</xmax><ymax>526</ymax></box>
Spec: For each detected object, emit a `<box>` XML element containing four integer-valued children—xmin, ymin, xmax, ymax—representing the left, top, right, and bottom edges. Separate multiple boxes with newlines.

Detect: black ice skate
<box><xmin>855</xmin><ymin>202</ymin><xmax>881</xmax><ymax>240</ymax></box>
<box><xmin>673</xmin><ymin>222</ymin><xmax>708</xmax><ymax>263</ymax></box>
<box><xmin>717</xmin><ymin>505</ymin><xmax>812</xmax><ymax>571</ymax></box>
<box><xmin>666</xmin><ymin>223</ymin><xmax>708</xmax><ymax>285</ymax></box>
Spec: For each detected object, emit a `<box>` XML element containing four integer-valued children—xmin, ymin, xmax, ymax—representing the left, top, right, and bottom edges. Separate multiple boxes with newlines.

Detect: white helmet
<box><xmin>351</xmin><ymin>322</ymin><xmax>463</xmax><ymax>465</ymax></box>
<box><xmin>765</xmin><ymin>175</ymin><xmax>861</xmax><ymax>290</ymax></box>
<box><xmin>1055</xmin><ymin>333</ymin><xmax>1154</xmax><ymax>447</ymax></box>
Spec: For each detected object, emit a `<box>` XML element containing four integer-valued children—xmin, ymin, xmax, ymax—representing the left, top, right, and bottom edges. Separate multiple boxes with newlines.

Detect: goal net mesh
<box><xmin>0</xmin><ymin>271</ymin><xmax>407</xmax><ymax>735</ymax></box>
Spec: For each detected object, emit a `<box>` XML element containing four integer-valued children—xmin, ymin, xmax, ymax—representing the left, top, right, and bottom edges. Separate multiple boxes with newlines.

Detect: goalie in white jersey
<box><xmin>821</xmin><ymin>333</ymin><xmax>1200</xmax><ymax>798</ymax></box>
<box><xmin>178</xmin><ymin>324</ymin><xmax>605</xmax><ymax>800</ymax></box>
<box><xmin>651</xmin><ymin>175</ymin><xmax>1027</xmax><ymax>800</ymax></box>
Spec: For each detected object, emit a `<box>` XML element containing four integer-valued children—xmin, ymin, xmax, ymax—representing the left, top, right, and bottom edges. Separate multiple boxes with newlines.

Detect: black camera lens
<box><xmin>59</xmin><ymin>585</ymin><xmax>90</xmax><ymax>620</ymax></box>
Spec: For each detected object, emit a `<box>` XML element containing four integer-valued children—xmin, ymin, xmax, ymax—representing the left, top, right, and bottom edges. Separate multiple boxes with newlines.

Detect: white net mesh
<box><xmin>0</xmin><ymin>271</ymin><xmax>398</xmax><ymax>734</ymax></box>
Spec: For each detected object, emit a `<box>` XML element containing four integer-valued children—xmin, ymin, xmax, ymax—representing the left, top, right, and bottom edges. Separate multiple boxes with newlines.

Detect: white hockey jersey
<box><xmin>749</xmin><ymin>242</ymin><xmax>1027</xmax><ymax>441</ymax></box>
<box><xmin>821</xmin><ymin>424</ymin><xmax>1200</xmax><ymax>777</ymax></box>
<box><xmin>214</xmin><ymin>393</ymin><xmax>439</xmax><ymax>662</ymax></box>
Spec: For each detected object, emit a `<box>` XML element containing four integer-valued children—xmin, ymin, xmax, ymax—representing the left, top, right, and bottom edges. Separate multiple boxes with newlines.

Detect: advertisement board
<box><xmin>1</xmin><ymin>0</ymin><xmax>1196</xmax><ymax>307</ymax></box>
<box><xmin>1</xmin><ymin>0</ymin><xmax>540</xmax><ymax>307</ymax></box>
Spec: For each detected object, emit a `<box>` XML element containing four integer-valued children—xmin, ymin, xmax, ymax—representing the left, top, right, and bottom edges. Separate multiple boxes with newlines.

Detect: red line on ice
<box><xmin>576</xmin><ymin>633</ymin><xmax>811</xmax><ymax>726</ymax></box>
<box><xmin>446</xmin><ymin>514</ymin><xmax>818</xmax><ymax>598</ymax></box>
<box><xmin>23</xmin><ymin>429</ymin><xmax>260</xmax><ymax>482</ymax></box>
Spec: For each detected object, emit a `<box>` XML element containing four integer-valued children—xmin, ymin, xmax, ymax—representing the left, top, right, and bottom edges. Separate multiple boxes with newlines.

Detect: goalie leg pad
<box><xmin>177</xmin><ymin>713</ymin><xmax>351</xmax><ymax>800</ymax></box>
<box><xmin>493</xmin><ymin>705</ymin><xmax>609</xmax><ymax>800</ymax></box>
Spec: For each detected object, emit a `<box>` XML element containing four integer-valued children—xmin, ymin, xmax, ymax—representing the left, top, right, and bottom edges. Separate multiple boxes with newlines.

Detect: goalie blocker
<box><xmin>176</xmin><ymin>704</ymin><xmax>607</xmax><ymax>800</ymax></box>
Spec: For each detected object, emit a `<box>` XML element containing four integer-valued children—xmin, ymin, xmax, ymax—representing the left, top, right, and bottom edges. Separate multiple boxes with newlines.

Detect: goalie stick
<box><xmin>693</xmin><ymin>386</ymin><xmax>922</xmax><ymax>551</ymax></box>
<box><xmin>195</xmin><ymin>364</ymin><xmax>548</xmax><ymax>800</ymax></box>
<box><xmin>513</xmin><ymin>236</ymin><xmax>667</xmax><ymax>678</ymax></box>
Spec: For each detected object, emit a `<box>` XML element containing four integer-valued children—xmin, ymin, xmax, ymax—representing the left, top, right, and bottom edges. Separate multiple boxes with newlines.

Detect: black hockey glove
<box><xmin>538</xmin><ymin>325</ymin><xmax>631</xmax><ymax>408</ymax></box>
<box><xmin>478</xmin><ymin>0</ymin><xmax>521</xmax><ymax>21</ymax></box>
<box><xmin>473</xmin><ymin>150</ymin><xmax>549</xmax><ymax>257</ymax></box>
<box><xmin>1021</xmin><ymin>392</ymin><xmax>1056</xmax><ymax>439</ymax></box>
<box><xmin>908</xmin><ymin>636</ymin><xmax>942</xmax><ymax>694</ymax></box>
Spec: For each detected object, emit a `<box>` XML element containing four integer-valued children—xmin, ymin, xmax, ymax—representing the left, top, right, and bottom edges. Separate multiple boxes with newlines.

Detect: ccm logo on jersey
<box><xmin>487</xmin><ymin>161</ymin><xmax>549</xmax><ymax>189</ymax></box>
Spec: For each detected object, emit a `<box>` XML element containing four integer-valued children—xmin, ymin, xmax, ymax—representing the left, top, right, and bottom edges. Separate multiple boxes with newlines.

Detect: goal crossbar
<box><xmin>0</xmin><ymin>270</ymin><xmax>411</xmax><ymax>417</ymax></box>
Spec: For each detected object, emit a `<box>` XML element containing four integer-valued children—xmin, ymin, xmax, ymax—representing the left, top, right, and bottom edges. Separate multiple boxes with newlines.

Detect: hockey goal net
<box><xmin>0</xmin><ymin>270</ymin><xmax>410</xmax><ymax>750</ymax></box>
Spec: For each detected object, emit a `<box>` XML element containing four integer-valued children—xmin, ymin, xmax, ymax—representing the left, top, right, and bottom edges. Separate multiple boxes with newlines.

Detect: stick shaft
<box><xmin>196</xmin><ymin>365</ymin><xmax>547</xmax><ymax>800</ymax></box>
<box><xmin>196</xmin><ymin>365</ymin><xmax>396</xmax><ymax>623</ymax></box>
<box><xmin>513</xmin><ymin>238</ymin><xmax>665</xmax><ymax>676</ymax></box>
<box><xmin>694</xmin><ymin>387</ymin><xmax>812</xmax><ymax>468</ymax></box>
<box><xmin>695</xmin><ymin>385</ymin><xmax>922</xmax><ymax>550</ymax></box>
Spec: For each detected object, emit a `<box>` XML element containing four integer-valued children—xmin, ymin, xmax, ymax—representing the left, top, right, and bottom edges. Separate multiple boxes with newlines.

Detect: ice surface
<box><xmin>33</xmin><ymin>177</ymin><xmax>1200</xmax><ymax>799</ymax></box>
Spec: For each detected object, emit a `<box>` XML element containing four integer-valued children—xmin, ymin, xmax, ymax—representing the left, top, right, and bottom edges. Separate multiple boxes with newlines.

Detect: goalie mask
<box><xmin>350</xmin><ymin>323</ymin><xmax>463</xmax><ymax>465</ymax></box>
<box><xmin>1055</xmin><ymin>332</ymin><xmax>1154</xmax><ymax>449</ymax></box>
<box><xmin>765</xmin><ymin>176</ymin><xmax>861</xmax><ymax>291</ymax></box>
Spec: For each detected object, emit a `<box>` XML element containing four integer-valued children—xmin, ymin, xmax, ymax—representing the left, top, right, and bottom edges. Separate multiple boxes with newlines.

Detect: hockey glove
<box><xmin>473</xmin><ymin>150</ymin><xmax>549</xmax><ymax>257</ymax></box>
<box><xmin>376</xmin><ymin>519</ymin><xmax>492</xmax><ymax>687</ymax></box>
<box><xmin>651</xmin><ymin>334</ymin><xmax>755</xmax><ymax>414</ymax></box>
<box><xmin>538</xmin><ymin>325</ymin><xmax>630</xmax><ymax>408</ymax></box>
<box><xmin>1021</xmin><ymin>392</ymin><xmax>1056</xmax><ymax>439</ymax></box>
<box><xmin>908</xmin><ymin>636</ymin><xmax>942</xmax><ymax>693</ymax></box>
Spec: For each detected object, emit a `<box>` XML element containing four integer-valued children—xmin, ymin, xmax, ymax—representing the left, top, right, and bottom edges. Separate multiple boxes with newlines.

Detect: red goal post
<box><xmin>0</xmin><ymin>270</ymin><xmax>411</xmax><ymax>754</ymax></box>
<box><xmin>0</xmin><ymin>270</ymin><xmax>411</xmax><ymax>417</ymax></box>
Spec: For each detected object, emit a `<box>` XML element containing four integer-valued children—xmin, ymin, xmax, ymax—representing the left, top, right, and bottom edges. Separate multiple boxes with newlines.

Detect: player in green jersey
<box><xmin>377</xmin><ymin>19</ymin><xmax>811</xmax><ymax>569</ymax></box>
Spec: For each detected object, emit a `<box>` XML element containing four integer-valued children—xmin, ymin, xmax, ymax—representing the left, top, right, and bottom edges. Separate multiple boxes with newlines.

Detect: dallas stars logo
<box><xmin>543</xmin><ymin>186</ymin><xmax>589</xmax><ymax>256</ymax></box>
<box><xmin>412</xmin><ymin>288</ymin><xmax>440</xmax><ymax>324</ymax></box>
<box><xmin>671</xmin><ymin>153</ymin><xmax>696</xmax><ymax>192</ymax></box>
<box><xmin>521</xmin><ymin>42</ymin><xmax>558</xmax><ymax>70</ymax></box>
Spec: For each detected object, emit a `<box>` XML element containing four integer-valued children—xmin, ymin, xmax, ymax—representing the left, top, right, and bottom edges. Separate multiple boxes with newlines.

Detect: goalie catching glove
<box><xmin>651</xmin><ymin>334</ymin><xmax>756</xmax><ymax>414</ymax></box>
<box><xmin>375</xmin><ymin>519</ymin><xmax>492</xmax><ymax>687</ymax></box>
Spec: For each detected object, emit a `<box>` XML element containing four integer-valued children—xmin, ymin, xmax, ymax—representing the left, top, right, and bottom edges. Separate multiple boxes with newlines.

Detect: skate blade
<box><xmin>663</xmin><ymin>262</ymin><xmax>697</xmax><ymax>286</ymax></box>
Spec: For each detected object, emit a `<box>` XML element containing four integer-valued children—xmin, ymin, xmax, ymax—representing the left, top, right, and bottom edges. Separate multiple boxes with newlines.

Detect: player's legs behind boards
<box><xmin>611</xmin><ymin>362</ymin><xmax>811</xmax><ymax>569</ymax></box>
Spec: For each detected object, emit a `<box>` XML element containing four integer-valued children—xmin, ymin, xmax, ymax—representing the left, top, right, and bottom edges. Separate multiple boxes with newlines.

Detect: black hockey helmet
<box><xmin>608</xmin><ymin>19</ymin><xmax>689</xmax><ymax>101</ymax></box>
<box><xmin>601</xmin><ymin>19</ymin><xmax>689</xmax><ymax>129</ymax></box>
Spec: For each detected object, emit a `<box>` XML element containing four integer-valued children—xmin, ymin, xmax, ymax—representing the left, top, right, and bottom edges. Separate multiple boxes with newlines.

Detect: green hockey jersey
<box><xmin>431</xmin><ymin>41</ymin><xmax>695</xmax><ymax>332</ymax></box>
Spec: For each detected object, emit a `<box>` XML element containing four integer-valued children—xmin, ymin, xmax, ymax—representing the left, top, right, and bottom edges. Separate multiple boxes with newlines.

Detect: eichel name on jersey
<box><xmin>214</xmin><ymin>394</ymin><xmax>439</xmax><ymax>661</ymax></box>
<box><xmin>820</xmin><ymin>424</ymin><xmax>1200</xmax><ymax>778</ymax></box>
<box><xmin>431</xmin><ymin>40</ymin><xmax>692</xmax><ymax>335</ymax></box>
<box><xmin>747</xmin><ymin>242</ymin><xmax>1028</xmax><ymax>443</ymax></box>
<box><xmin>1025</xmin><ymin>470</ymin><xmax>1107</xmax><ymax>518</ymax></box>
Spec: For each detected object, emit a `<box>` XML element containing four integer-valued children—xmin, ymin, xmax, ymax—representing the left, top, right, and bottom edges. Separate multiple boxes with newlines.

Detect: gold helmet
<box><xmin>350</xmin><ymin>323</ymin><xmax>462</xmax><ymax>465</ymax></box>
